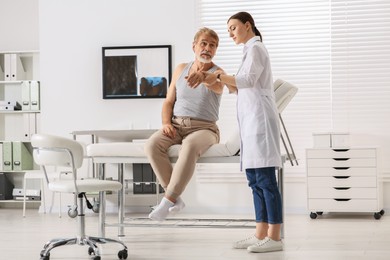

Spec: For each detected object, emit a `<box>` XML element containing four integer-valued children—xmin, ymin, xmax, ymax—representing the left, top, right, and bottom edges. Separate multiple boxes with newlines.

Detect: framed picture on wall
<box><xmin>102</xmin><ymin>45</ymin><xmax>172</xmax><ymax>99</ymax></box>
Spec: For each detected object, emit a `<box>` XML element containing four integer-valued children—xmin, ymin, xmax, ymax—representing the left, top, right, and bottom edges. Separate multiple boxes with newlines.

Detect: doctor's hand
<box><xmin>185</xmin><ymin>71</ymin><xmax>206</xmax><ymax>88</ymax></box>
<box><xmin>162</xmin><ymin>123</ymin><xmax>176</xmax><ymax>139</ymax></box>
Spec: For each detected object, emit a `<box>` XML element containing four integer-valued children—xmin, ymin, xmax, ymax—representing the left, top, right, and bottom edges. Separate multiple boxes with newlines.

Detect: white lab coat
<box><xmin>235</xmin><ymin>36</ymin><xmax>281</xmax><ymax>171</ymax></box>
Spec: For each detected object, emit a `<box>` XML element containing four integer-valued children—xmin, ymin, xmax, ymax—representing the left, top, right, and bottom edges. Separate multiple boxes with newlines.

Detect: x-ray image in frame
<box><xmin>102</xmin><ymin>45</ymin><xmax>172</xmax><ymax>99</ymax></box>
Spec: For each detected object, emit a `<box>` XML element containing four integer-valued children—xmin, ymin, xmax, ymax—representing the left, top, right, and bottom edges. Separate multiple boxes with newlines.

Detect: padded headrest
<box><xmin>273</xmin><ymin>79</ymin><xmax>298</xmax><ymax>113</ymax></box>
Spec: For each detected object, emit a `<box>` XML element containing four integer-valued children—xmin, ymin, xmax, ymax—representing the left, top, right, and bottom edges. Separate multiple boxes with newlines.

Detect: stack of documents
<box><xmin>0</xmin><ymin>101</ymin><xmax>22</xmax><ymax>111</ymax></box>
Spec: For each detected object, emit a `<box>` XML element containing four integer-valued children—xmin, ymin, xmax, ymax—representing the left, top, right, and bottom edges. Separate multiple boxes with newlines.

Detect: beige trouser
<box><xmin>144</xmin><ymin>117</ymin><xmax>220</xmax><ymax>199</ymax></box>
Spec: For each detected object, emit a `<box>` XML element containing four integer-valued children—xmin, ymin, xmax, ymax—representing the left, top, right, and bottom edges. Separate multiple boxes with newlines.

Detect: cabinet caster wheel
<box><xmin>92</xmin><ymin>256</ymin><xmax>101</xmax><ymax>260</ymax></box>
<box><xmin>310</xmin><ymin>212</ymin><xmax>317</xmax><ymax>219</ymax></box>
<box><xmin>316</xmin><ymin>211</ymin><xmax>323</xmax><ymax>215</ymax></box>
<box><xmin>374</xmin><ymin>212</ymin><xmax>382</xmax><ymax>220</ymax></box>
<box><xmin>380</xmin><ymin>209</ymin><xmax>385</xmax><ymax>216</ymax></box>
<box><xmin>118</xmin><ymin>249</ymin><xmax>128</xmax><ymax>259</ymax></box>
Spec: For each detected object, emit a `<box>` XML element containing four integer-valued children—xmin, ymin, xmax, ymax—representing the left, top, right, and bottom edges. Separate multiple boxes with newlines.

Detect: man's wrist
<box><xmin>216</xmin><ymin>73</ymin><xmax>221</xmax><ymax>82</ymax></box>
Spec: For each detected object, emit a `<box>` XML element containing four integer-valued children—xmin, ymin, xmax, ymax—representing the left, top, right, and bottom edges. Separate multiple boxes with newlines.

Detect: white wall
<box><xmin>2</xmin><ymin>0</ymin><xmax>388</xmax><ymax>215</ymax></box>
<box><xmin>39</xmin><ymin>0</ymin><xmax>197</xmax><ymax>136</ymax></box>
<box><xmin>0</xmin><ymin>0</ymin><xmax>39</xmax><ymax>51</ymax></box>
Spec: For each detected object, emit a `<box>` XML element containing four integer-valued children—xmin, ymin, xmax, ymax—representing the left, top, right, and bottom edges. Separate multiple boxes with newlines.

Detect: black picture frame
<box><xmin>102</xmin><ymin>45</ymin><xmax>172</xmax><ymax>99</ymax></box>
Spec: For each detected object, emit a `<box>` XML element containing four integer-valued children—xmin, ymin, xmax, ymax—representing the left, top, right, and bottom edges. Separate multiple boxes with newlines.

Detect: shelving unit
<box><xmin>0</xmin><ymin>50</ymin><xmax>41</xmax><ymax>208</ymax></box>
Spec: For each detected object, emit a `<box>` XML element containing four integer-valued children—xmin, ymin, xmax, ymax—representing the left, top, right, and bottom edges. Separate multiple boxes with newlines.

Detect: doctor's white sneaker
<box><xmin>233</xmin><ymin>235</ymin><xmax>262</xmax><ymax>249</ymax></box>
<box><xmin>247</xmin><ymin>237</ymin><xmax>283</xmax><ymax>253</ymax></box>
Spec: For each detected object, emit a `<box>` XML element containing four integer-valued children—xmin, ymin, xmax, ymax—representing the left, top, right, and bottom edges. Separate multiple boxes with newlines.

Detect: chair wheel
<box><xmin>118</xmin><ymin>249</ymin><xmax>128</xmax><ymax>259</ymax></box>
<box><xmin>92</xmin><ymin>202</ymin><xmax>100</xmax><ymax>213</ymax></box>
<box><xmin>88</xmin><ymin>246</ymin><xmax>95</xmax><ymax>255</ymax></box>
<box><xmin>40</xmin><ymin>251</ymin><xmax>50</xmax><ymax>260</ymax></box>
<box><xmin>68</xmin><ymin>207</ymin><xmax>78</xmax><ymax>218</ymax></box>
<box><xmin>40</xmin><ymin>250</ymin><xmax>50</xmax><ymax>258</ymax></box>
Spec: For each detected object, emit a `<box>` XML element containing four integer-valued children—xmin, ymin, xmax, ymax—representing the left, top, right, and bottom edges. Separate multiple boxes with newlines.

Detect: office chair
<box><xmin>274</xmin><ymin>79</ymin><xmax>299</xmax><ymax>166</ymax></box>
<box><xmin>31</xmin><ymin>134</ymin><xmax>128</xmax><ymax>260</ymax></box>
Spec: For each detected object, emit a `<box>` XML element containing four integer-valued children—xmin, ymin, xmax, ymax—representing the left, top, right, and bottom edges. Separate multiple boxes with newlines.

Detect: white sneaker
<box><xmin>233</xmin><ymin>235</ymin><xmax>262</xmax><ymax>249</ymax></box>
<box><xmin>247</xmin><ymin>237</ymin><xmax>283</xmax><ymax>253</ymax></box>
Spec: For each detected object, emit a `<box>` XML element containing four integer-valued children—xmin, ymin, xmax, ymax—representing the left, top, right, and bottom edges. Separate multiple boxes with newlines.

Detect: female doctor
<box><xmin>186</xmin><ymin>12</ymin><xmax>283</xmax><ymax>253</ymax></box>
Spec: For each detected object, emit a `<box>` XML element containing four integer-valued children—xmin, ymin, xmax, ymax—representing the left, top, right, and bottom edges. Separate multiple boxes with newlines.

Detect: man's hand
<box><xmin>185</xmin><ymin>71</ymin><xmax>206</xmax><ymax>88</ymax></box>
<box><xmin>162</xmin><ymin>123</ymin><xmax>176</xmax><ymax>139</ymax></box>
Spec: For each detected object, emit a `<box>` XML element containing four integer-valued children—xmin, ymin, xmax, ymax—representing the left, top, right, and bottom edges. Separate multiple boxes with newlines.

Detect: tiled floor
<box><xmin>1</xmin><ymin>208</ymin><xmax>389</xmax><ymax>260</ymax></box>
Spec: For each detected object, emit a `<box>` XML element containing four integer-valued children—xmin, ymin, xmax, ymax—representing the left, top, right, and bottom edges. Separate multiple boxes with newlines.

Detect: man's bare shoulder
<box><xmin>176</xmin><ymin>62</ymin><xmax>188</xmax><ymax>70</ymax></box>
<box><xmin>172</xmin><ymin>62</ymin><xmax>189</xmax><ymax>77</ymax></box>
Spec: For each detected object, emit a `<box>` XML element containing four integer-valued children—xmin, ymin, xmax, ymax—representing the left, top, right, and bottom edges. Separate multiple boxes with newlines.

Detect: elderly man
<box><xmin>145</xmin><ymin>27</ymin><xmax>224</xmax><ymax>221</ymax></box>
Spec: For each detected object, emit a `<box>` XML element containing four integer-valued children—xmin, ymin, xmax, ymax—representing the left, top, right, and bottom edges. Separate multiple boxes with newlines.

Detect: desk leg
<box><xmin>118</xmin><ymin>163</ymin><xmax>125</xmax><ymax>237</ymax></box>
<box><xmin>277</xmin><ymin>166</ymin><xmax>284</xmax><ymax>239</ymax></box>
<box><xmin>98</xmin><ymin>163</ymin><xmax>106</xmax><ymax>238</ymax></box>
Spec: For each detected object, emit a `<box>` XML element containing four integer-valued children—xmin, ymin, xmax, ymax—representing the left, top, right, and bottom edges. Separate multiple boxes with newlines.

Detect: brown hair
<box><xmin>193</xmin><ymin>27</ymin><xmax>219</xmax><ymax>47</ymax></box>
<box><xmin>228</xmin><ymin>12</ymin><xmax>262</xmax><ymax>42</ymax></box>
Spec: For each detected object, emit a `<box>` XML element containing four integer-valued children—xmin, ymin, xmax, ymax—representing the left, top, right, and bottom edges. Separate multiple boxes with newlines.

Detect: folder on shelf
<box><xmin>22</xmin><ymin>113</ymin><xmax>37</xmax><ymax>141</ymax></box>
<box><xmin>0</xmin><ymin>101</ymin><xmax>21</xmax><ymax>110</ymax></box>
<box><xmin>0</xmin><ymin>106</ymin><xmax>16</xmax><ymax>111</ymax></box>
<box><xmin>3</xmin><ymin>54</ymin><xmax>11</xmax><ymax>81</ymax></box>
<box><xmin>0</xmin><ymin>100</ymin><xmax>21</xmax><ymax>107</ymax></box>
<box><xmin>12</xmin><ymin>141</ymin><xmax>33</xmax><ymax>171</ymax></box>
<box><xmin>21</xmin><ymin>81</ymin><xmax>31</xmax><ymax>110</ymax></box>
<box><xmin>30</xmin><ymin>81</ymin><xmax>40</xmax><ymax>110</ymax></box>
<box><xmin>3</xmin><ymin>54</ymin><xmax>25</xmax><ymax>81</ymax></box>
<box><xmin>2</xmin><ymin>141</ymin><xmax>13</xmax><ymax>171</ymax></box>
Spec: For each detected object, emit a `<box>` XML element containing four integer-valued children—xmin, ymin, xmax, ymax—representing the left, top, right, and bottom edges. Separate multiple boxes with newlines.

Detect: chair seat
<box><xmin>48</xmin><ymin>179</ymin><xmax>122</xmax><ymax>193</ymax></box>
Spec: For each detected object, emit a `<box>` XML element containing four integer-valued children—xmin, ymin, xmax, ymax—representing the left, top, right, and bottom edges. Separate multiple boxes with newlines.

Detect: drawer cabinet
<box><xmin>306</xmin><ymin>148</ymin><xmax>384</xmax><ymax>219</ymax></box>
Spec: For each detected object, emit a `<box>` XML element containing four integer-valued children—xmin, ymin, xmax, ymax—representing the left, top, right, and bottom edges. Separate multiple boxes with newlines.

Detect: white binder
<box><xmin>0</xmin><ymin>101</ymin><xmax>21</xmax><ymax>110</ymax></box>
<box><xmin>30</xmin><ymin>81</ymin><xmax>40</xmax><ymax>110</ymax></box>
<box><xmin>10</xmin><ymin>53</ymin><xmax>26</xmax><ymax>81</ymax></box>
<box><xmin>3</xmin><ymin>54</ymin><xmax>11</xmax><ymax>81</ymax></box>
<box><xmin>21</xmin><ymin>81</ymin><xmax>31</xmax><ymax>110</ymax></box>
<box><xmin>0</xmin><ymin>100</ymin><xmax>19</xmax><ymax>106</ymax></box>
<box><xmin>0</xmin><ymin>106</ymin><xmax>16</xmax><ymax>111</ymax></box>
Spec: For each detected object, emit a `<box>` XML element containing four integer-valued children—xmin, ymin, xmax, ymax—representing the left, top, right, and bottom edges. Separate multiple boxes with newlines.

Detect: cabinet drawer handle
<box><xmin>334</xmin><ymin>187</ymin><xmax>350</xmax><ymax>190</ymax></box>
<box><xmin>333</xmin><ymin>158</ymin><xmax>350</xmax><ymax>161</ymax></box>
<box><xmin>334</xmin><ymin>199</ymin><xmax>351</xmax><ymax>201</ymax></box>
<box><xmin>333</xmin><ymin>149</ymin><xmax>349</xmax><ymax>152</ymax></box>
<box><xmin>333</xmin><ymin>167</ymin><xmax>350</xmax><ymax>170</ymax></box>
<box><xmin>333</xmin><ymin>176</ymin><xmax>350</xmax><ymax>179</ymax></box>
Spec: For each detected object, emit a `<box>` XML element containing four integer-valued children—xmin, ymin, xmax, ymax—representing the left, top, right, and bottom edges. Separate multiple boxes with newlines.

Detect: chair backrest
<box><xmin>31</xmin><ymin>134</ymin><xmax>84</xmax><ymax>169</ymax></box>
<box><xmin>274</xmin><ymin>79</ymin><xmax>298</xmax><ymax>113</ymax></box>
